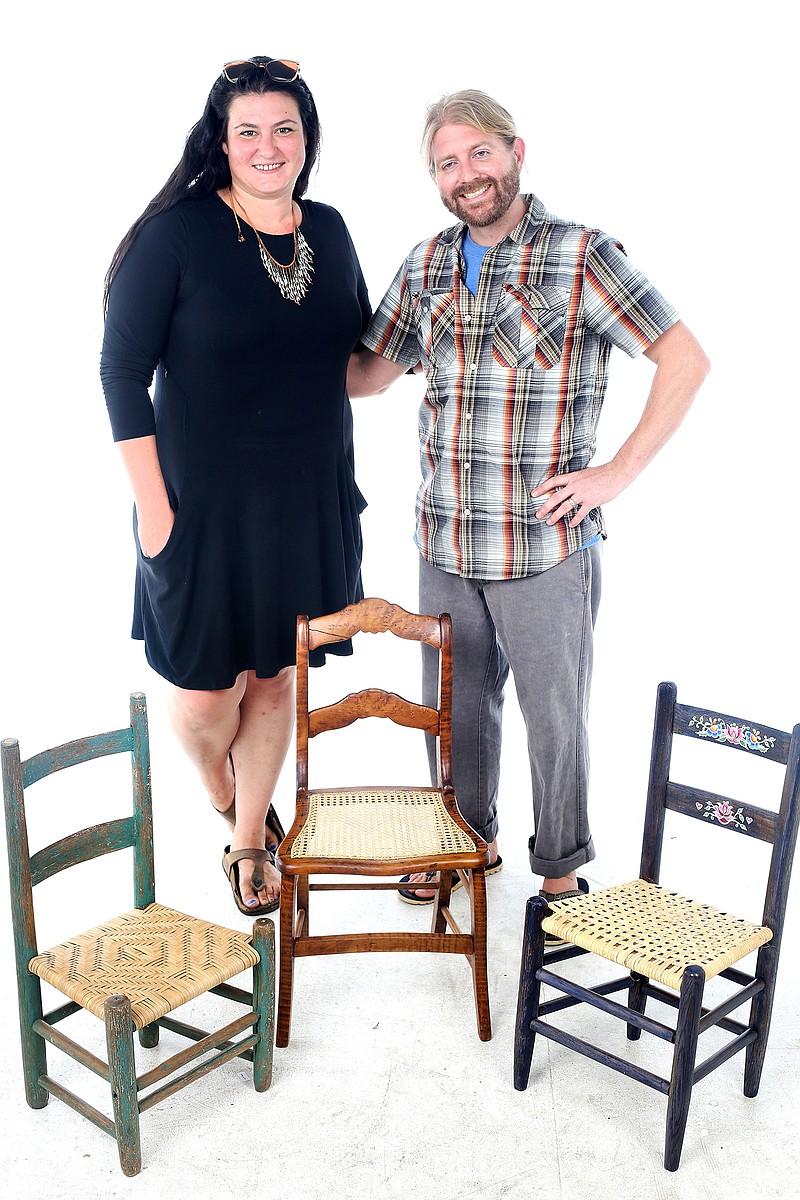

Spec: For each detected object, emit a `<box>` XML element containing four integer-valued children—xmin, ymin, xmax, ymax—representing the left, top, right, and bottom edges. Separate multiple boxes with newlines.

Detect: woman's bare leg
<box><xmin>169</xmin><ymin>667</ymin><xmax>295</xmax><ymax>908</ymax></box>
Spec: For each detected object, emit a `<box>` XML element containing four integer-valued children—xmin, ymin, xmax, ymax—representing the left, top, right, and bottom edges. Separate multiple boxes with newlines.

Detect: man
<box><xmin>347</xmin><ymin>90</ymin><xmax>709</xmax><ymax>905</ymax></box>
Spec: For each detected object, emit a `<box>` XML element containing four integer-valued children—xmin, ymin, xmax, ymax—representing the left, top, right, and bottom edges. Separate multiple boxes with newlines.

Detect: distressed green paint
<box><xmin>2</xmin><ymin>737</ymin><xmax>48</xmax><ymax>1108</ymax></box>
<box><xmin>130</xmin><ymin>693</ymin><xmax>156</xmax><ymax>908</ymax></box>
<box><xmin>3</xmin><ymin>692</ymin><xmax>275</xmax><ymax>1177</ymax></box>
<box><xmin>105</xmin><ymin>994</ymin><xmax>142</xmax><ymax>1177</ymax></box>
<box><xmin>252</xmin><ymin>917</ymin><xmax>276</xmax><ymax>1091</ymax></box>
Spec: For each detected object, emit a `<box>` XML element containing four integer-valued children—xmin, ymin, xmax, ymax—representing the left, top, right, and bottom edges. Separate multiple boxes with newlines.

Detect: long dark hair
<box><xmin>103</xmin><ymin>59</ymin><xmax>321</xmax><ymax>310</ymax></box>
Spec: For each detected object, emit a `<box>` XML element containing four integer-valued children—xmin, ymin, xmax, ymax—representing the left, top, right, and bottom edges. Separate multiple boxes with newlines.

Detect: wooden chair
<box><xmin>514</xmin><ymin>681</ymin><xmax>800</xmax><ymax>1170</ymax></box>
<box><xmin>2</xmin><ymin>693</ymin><xmax>275</xmax><ymax>1177</ymax></box>
<box><xmin>275</xmin><ymin>597</ymin><xmax>491</xmax><ymax>1046</ymax></box>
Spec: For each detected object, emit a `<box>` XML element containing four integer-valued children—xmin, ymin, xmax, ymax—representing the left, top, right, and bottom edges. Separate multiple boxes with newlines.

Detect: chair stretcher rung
<box><xmin>136</xmin><ymin>1013</ymin><xmax>257</xmax><ymax>1089</ymax></box>
<box><xmin>642</xmin><ymin>980</ymin><xmax>751</xmax><ymax>1036</ymax></box>
<box><xmin>293</xmin><ymin>931</ymin><xmax>473</xmax><ymax>956</ymax></box>
<box><xmin>211</xmin><ymin>982</ymin><xmax>253</xmax><ymax>1005</ymax></box>
<box><xmin>537</xmin><ymin>969</ymin><xmax>675</xmax><ymax>1041</ymax></box>
<box><xmin>42</xmin><ymin>1000</ymin><xmax>81</xmax><ymax>1026</ymax></box>
<box><xmin>39</xmin><ymin>1074</ymin><xmax>116</xmax><ymax>1137</ymax></box>
<box><xmin>138</xmin><ymin>1035</ymin><xmax>259</xmax><ymax>1112</ymax></box>
<box><xmin>538</xmin><ymin>974</ymin><xmax>630</xmax><ymax>1016</ymax></box>
<box><xmin>157</xmin><ymin>1015</ymin><xmax>256</xmax><ymax>1064</ymax></box>
<box><xmin>531</xmin><ymin>1021</ymin><xmax>670</xmax><ymax>1094</ymax></box>
<box><xmin>698</xmin><ymin>979</ymin><xmax>764</xmax><ymax>1034</ymax></box>
<box><xmin>33</xmin><ymin>1018</ymin><xmax>109</xmax><ymax>1080</ymax></box>
<box><xmin>693</xmin><ymin>1029</ymin><xmax>758</xmax><ymax>1084</ymax></box>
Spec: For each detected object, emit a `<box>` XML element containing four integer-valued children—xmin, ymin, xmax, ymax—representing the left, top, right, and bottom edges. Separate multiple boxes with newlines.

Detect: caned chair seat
<box><xmin>288</xmin><ymin>787</ymin><xmax>480</xmax><ymax>864</ymax></box>
<box><xmin>541</xmin><ymin>879</ymin><xmax>773</xmax><ymax>992</ymax></box>
<box><xmin>29</xmin><ymin>903</ymin><xmax>261</xmax><ymax>1029</ymax></box>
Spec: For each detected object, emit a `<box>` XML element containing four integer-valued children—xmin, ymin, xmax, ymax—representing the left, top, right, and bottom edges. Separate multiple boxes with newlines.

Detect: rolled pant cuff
<box><xmin>528</xmin><ymin>835</ymin><xmax>595</xmax><ymax>879</ymax></box>
<box><xmin>476</xmin><ymin>819</ymin><xmax>499</xmax><ymax>845</ymax></box>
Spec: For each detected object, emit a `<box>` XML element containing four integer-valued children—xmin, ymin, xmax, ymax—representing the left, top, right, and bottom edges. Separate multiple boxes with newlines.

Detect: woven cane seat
<box><xmin>28</xmin><ymin>902</ymin><xmax>260</xmax><ymax>1029</ymax></box>
<box><xmin>541</xmin><ymin>879</ymin><xmax>773</xmax><ymax>991</ymax></box>
<box><xmin>289</xmin><ymin>787</ymin><xmax>478</xmax><ymax>861</ymax></box>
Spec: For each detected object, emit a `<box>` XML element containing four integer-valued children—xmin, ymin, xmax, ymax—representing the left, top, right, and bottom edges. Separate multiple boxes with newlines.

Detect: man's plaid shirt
<box><xmin>363</xmin><ymin>194</ymin><xmax>678</xmax><ymax>579</ymax></box>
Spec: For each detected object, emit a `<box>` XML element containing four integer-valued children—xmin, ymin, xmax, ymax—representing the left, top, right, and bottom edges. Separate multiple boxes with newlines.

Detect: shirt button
<box><xmin>469</xmin><ymin>362</ymin><xmax>477</xmax><ymax>372</ymax></box>
<box><xmin>464</xmin><ymin>314</ymin><xmax>472</xmax><ymax>323</ymax></box>
<box><xmin>464</xmin><ymin>462</ymin><xmax>471</xmax><ymax>470</ymax></box>
<box><xmin>465</xmin><ymin>412</ymin><xmax>472</xmax><ymax>421</ymax></box>
<box><xmin>463</xmin><ymin>509</ymin><xmax>471</xmax><ymax>517</ymax></box>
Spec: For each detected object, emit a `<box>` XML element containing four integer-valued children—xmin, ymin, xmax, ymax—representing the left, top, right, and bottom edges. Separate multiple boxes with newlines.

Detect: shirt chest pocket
<box><xmin>492</xmin><ymin>284</ymin><xmax>570</xmax><ymax>370</ymax></box>
<box><xmin>413</xmin><ymin>288</ymin><xmax>457</xmax><ymax>368</ymax></box>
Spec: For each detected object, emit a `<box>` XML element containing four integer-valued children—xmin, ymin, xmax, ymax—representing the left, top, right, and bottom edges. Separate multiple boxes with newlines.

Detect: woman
<box><xmin>100</xmin><ymin>58</ymin><xmax>369</xmax><ymax>915</ymax></box>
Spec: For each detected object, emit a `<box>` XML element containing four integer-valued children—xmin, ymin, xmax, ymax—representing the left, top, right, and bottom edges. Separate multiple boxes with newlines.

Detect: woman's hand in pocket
<box><xmin>137</xmin><ymin>502</ymin><xmax>175</xmax><ymax>558</ymax></box>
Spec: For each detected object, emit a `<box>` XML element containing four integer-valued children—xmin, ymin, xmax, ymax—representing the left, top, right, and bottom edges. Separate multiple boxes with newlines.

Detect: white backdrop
<box><xmin>1</xmin><ymin>0</ymin><xmax>797</xmax><ymax>883</ymax></box>
<box><xmin>1</xmin><ymin>6</ymin><xmax>799</xmax><ymax>1194</ymax></box>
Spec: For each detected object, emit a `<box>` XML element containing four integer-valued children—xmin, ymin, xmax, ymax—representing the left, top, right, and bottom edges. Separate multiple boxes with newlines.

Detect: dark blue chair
<box><xmin>514</xmin><ymin>681</ymin><xmax>800</xmax><ymax>1170</ymax></box>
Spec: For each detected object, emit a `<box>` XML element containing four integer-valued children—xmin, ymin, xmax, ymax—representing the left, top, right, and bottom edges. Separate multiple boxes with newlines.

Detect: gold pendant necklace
<box><xmin>229</xmin><ymin>187</ymin><xmax>314</xmax><ymax>304</ymax></box>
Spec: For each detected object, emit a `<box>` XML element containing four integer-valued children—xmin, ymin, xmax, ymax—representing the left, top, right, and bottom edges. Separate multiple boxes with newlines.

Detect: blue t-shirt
<box><xmin>461</xmin><ymin>231</ymin><xmax>491</xmax><ymax>295</ymax></box>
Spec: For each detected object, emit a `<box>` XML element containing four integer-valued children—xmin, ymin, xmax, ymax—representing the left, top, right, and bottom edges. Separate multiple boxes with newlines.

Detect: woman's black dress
<box><xmin>100</xmin><ymin>193</ymin><xmax>369</xmax><ymax>689</ymax></box>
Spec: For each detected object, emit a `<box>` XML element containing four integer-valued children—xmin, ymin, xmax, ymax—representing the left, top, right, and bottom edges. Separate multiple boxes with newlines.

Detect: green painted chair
<box><xmin>2</xmin><ymin>692</ymin><xmax>275</xmax><ymax>1177</ymax></box>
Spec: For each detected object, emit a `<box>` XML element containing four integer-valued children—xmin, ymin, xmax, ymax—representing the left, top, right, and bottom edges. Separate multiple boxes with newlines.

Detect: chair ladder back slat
<box><xmin>21</xmin><ymin>727</ymin><xmax>135</xmax><ymax>788</ymax></box>
<box><xmin>308</xmin><ymin>690</ymin><xmax>440</xmax><ymax>738</ymax></box>
<box><xmin>30</xmin><ymin>818</ymin><xmax>136</xmax><ymax>886</ymax></box>
<box><xmin>673</xmin><ymin>702</ymin><xmax>791</xmax><ymax>764</ymax></box>
<box><xmin>665</xmin><ymin>781</ymin><xmax>778</xmax><ymax>843</ymax></box>
<box><xmin>306</xmin><ymin>597</ymin><xmax>443</xmax><ymax>651</ymax></box>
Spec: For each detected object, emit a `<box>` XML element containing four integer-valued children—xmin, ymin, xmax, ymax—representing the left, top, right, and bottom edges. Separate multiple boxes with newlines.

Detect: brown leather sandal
<box><xmin>222</xmin><ymin>846</ymin><xmax>280</xmax><ymax>915</ymax></box>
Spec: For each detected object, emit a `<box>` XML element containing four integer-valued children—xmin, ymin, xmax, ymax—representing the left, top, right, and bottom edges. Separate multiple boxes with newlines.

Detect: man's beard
<box><xmin>441</xmin><ymin>164</ymin><xmax>520</xmax><ymax>227</ymax></box>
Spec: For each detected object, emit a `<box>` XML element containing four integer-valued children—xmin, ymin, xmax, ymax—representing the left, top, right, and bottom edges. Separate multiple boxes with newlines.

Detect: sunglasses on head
<box><xmin>222</xmin><ymin>58</ymin><xmax>300</xmax><ymax>84</ymax></box>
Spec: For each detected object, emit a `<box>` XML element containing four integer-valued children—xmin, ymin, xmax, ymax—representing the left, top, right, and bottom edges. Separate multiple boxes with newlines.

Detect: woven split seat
<box><xmin>541</xmin><ymin>879</ymin><xmax>773</xmax><ymax>992</ymax></box>
<box><xmin>29</xmin><ymin>903</ymin><xmax>261</xmax><ymax>1028</ymax></box>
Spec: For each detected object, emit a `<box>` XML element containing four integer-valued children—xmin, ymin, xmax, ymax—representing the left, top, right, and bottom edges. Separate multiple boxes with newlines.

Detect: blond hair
<box><xmin>421</xmin><ymin>89</ymin><xmax>518</xmax><ymax>175</ymax></box>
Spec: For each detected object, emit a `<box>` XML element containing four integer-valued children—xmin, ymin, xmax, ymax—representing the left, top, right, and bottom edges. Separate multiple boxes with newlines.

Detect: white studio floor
<box><xmin>1</xmin><ymin>662</ymin><xmax>798</xmax><ymax>1200</ymax></box>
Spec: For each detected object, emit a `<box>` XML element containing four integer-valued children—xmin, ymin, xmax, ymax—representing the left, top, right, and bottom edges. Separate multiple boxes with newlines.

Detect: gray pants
<box><xmin>419</xmin><ymin>545</ymin><xmax>601</xmax><ymax>877</ymax></box>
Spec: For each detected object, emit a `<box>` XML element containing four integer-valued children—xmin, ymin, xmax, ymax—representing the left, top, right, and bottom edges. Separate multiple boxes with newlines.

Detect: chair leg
<box><xmin>104</xmin><ymin>994</ymin><xmax>142</xmax><ymax>1178</ymax></box>
<box><xmin>664</xmin><ymin>965</ymin><xmax>704</xmax><ymax>1172</ymax></box>
<box><xmin>431</xmin><ymin>868</ymin><xmax>453</xmax><ymax>934</ymax></box>
<box><xmin>297</xmin><ymin>876</ymin><xmax>310</xmax><ymax>936</ymax></box>
<box><xmin>514</xmin><ymin>894</ymin><xmax>548</xmax><ymax>1089</ymax></box>
<box><xmin>276</xmin><ymin>874</ymin><xmax>297</xmax><ymax>1048</ymax></box>
<box><xmin>744</xmin><ymin>943</ymin><xmax>777</xmax><ymax>1098</ymax></box>
<box><xmin>252</xmin><ymin>917</ymin><xmax>275</xmax><ymax>1091</ymax></box>
<box><xmin>468</xmin><ymin>868</ymin><xmax>491</xmax><ymax>1041</ymax></box>
<box><xmin>138</xmin><ymin>1021</ymin><xmax>160</xmax><ymax>1049</ymax></box>
<box><xmin>17</xmin><ymin>972</ymin><xmax>48</xmax><ymax>1109</ymax></box>
<box><xmin>627</xmin><ymin>971</ymin><xmax>647</xmax><ymax>1041</ymax></box>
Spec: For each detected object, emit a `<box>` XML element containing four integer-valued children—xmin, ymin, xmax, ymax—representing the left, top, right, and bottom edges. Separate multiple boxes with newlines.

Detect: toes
<box><xmin>239</xmin><ymin>877</ymin><xmax>261</xmax><ymax>909</ymax></box>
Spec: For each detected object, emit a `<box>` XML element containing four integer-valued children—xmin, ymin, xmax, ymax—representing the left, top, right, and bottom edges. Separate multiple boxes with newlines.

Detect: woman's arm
<box><xmin>117</xmin><ymin>435</ymin><xmax>175</xmax><ymax>557</ymax></box>
<box><xmin>347</xmin><ymin>347</ymin><xmax>411</xmax><ymax>397</ymax></box>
